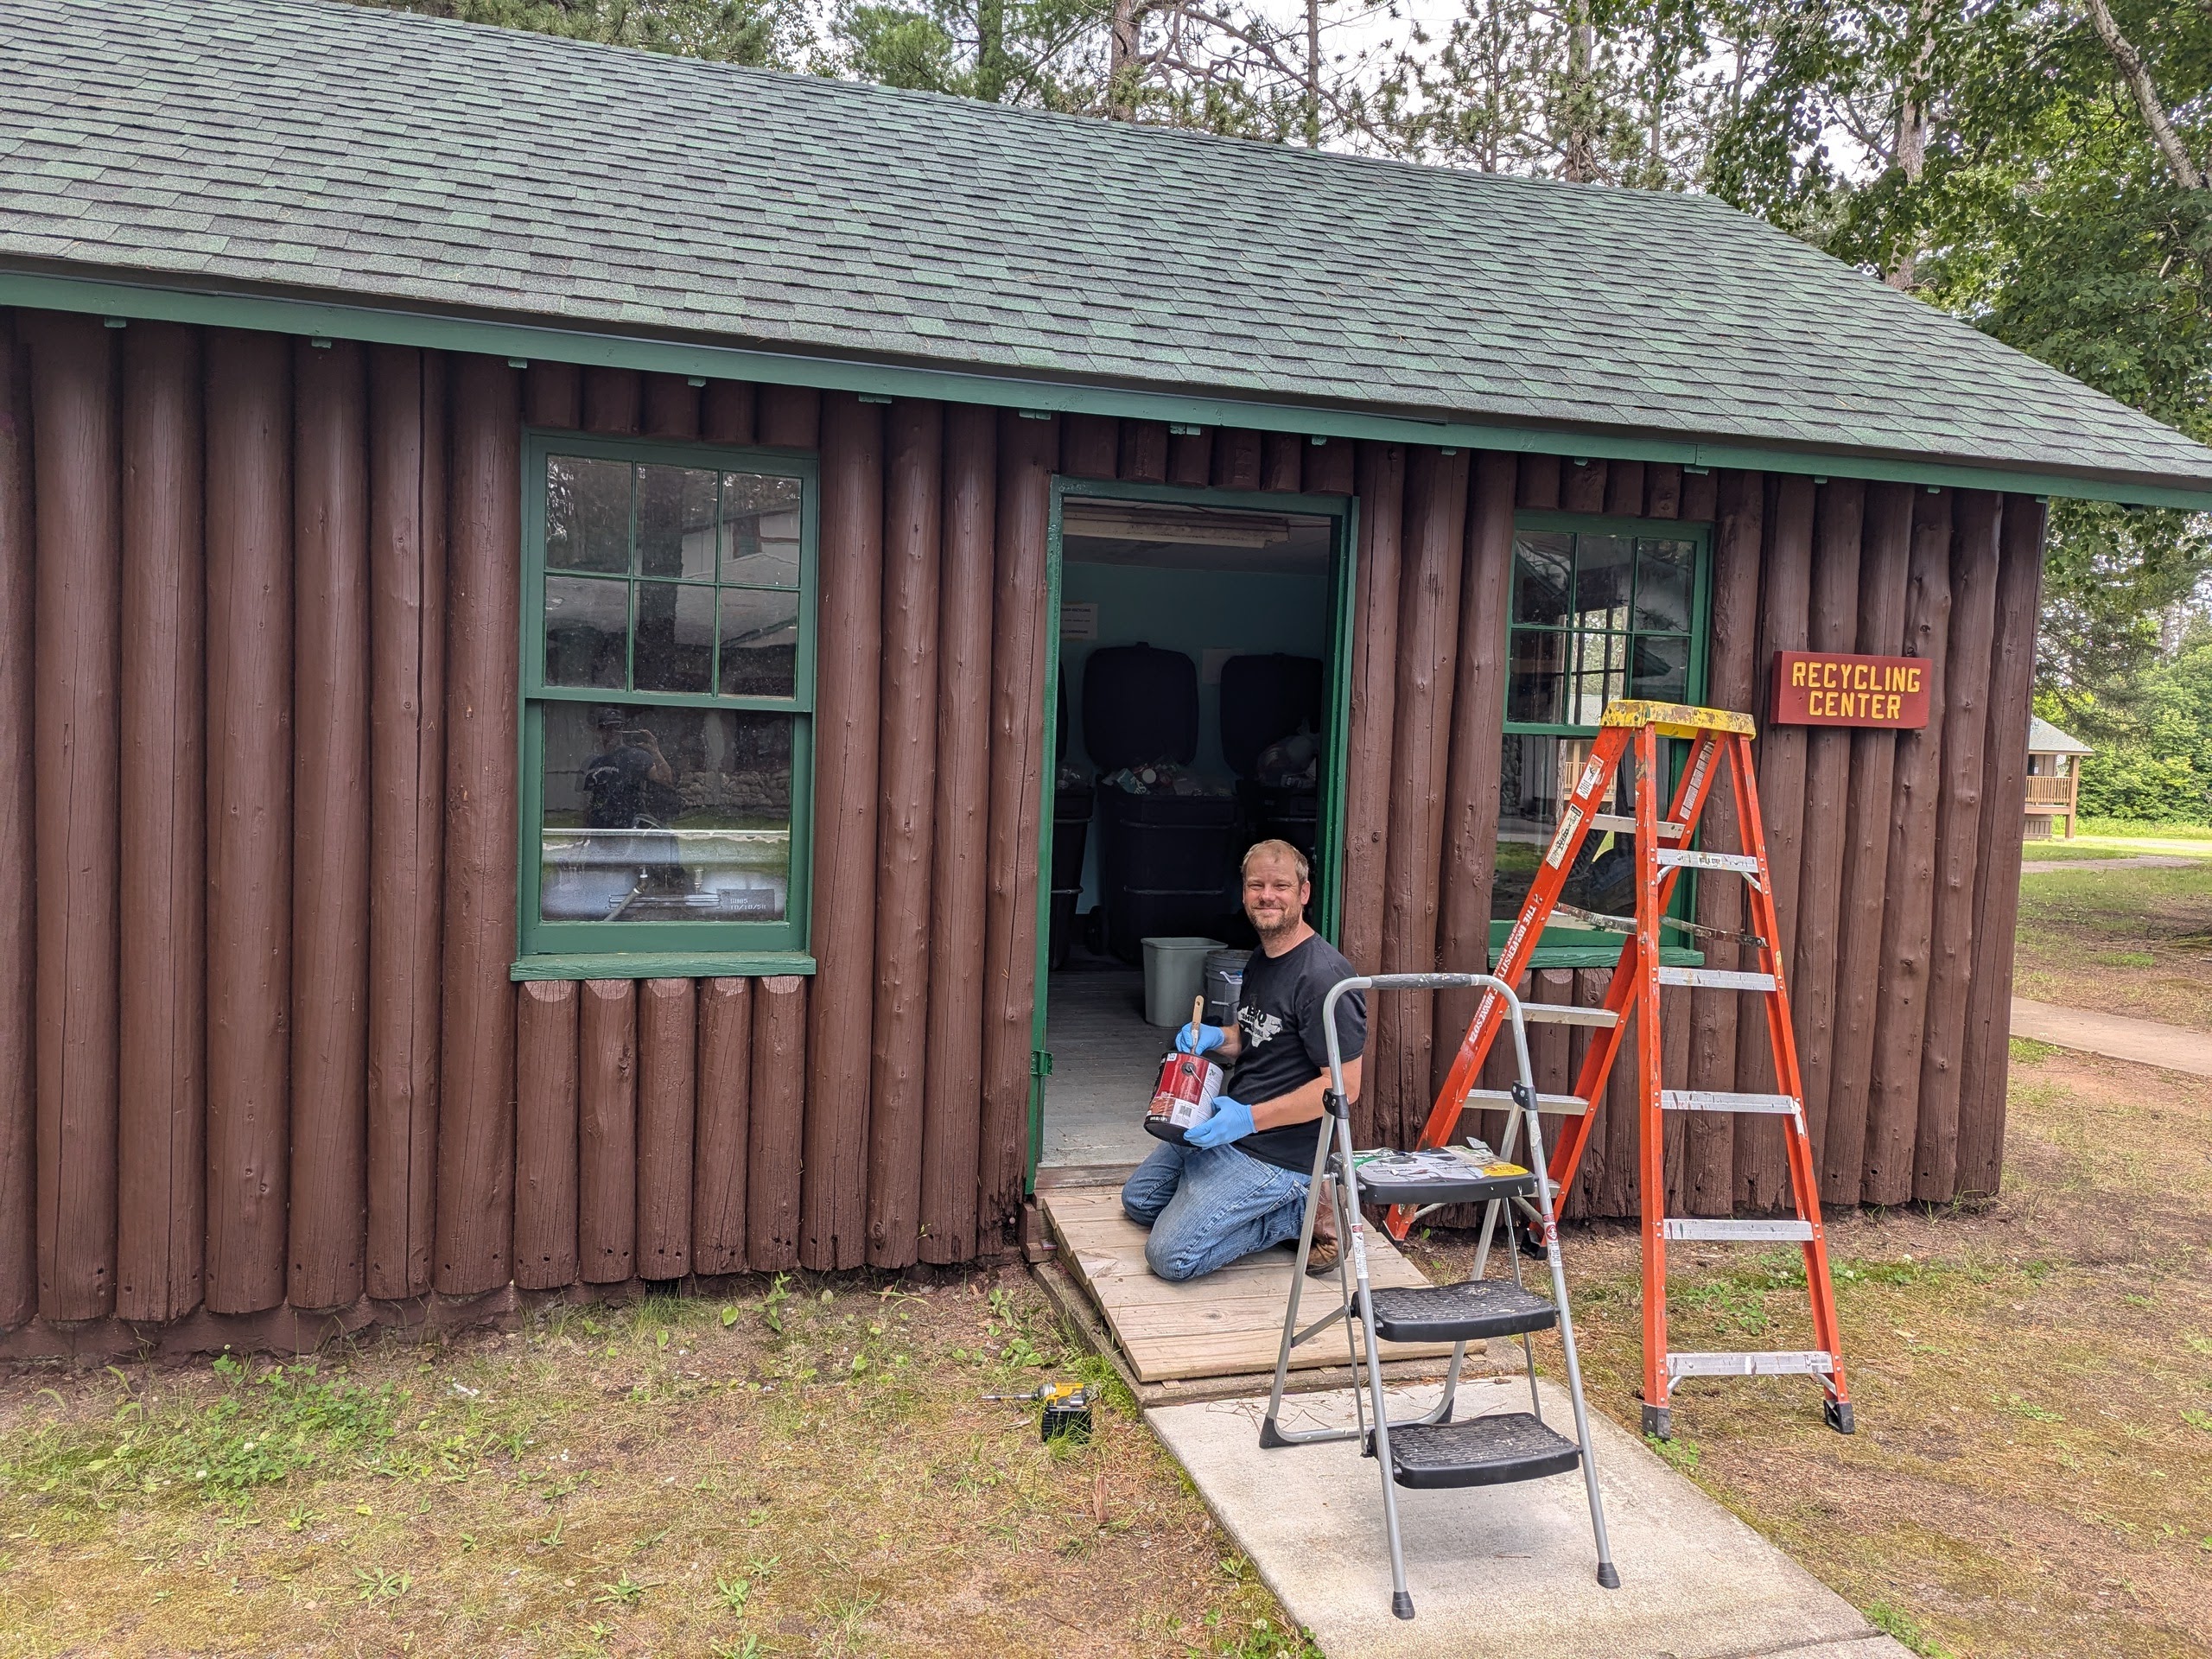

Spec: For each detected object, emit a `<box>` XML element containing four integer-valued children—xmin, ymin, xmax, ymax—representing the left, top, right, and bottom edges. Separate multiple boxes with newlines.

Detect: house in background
<box><xmin>5</xmin><ymin>0</ymin><xmax>2212</xmax><ymax>1354</ymax></box>
<box><xmin>2024</xmin><ymin>716</ymin><xmax>2092</xmax><ymax>840</ymax></box>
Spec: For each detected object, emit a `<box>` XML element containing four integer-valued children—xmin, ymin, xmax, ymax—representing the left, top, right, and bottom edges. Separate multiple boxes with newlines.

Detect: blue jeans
<box><xmin>1121</xmin><ymin>1141</ymin><xmax>1311</xmax><ymax>1282</ymax></box>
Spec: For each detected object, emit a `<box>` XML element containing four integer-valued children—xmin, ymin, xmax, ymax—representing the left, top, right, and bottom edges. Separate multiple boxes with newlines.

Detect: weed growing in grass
<box><xmin>0</xmin><ymin>1356</ymin><xmax>397</xmax><ymax>1508</ymax></box>
<box><xmin>593</xmin><ymin>1573</ymin><xmax>649</xmax><ymax>1607</ymax></box>
<box><xmin>1866</xmin><ymin>1599</ymin><xmax>1955</xmax><ymax>1656</ymax></box>
<box><xmin>713</xmin><ymin>1573</ymin><xmax>751</xmax><ymax>1612</ymax></box>
<box><xmin>353</xmin><ymin>1566</ymin><xmax>410</xmax><ymax>1603</ymax></box>
<box><xmin>709</xmin><ymin>1638</ymin><xmax>761</xmax><ymax>1659</ymax></box>
<box><xmin>2008</xmin><ymin>1036</ymin><xmax>2060</xmax><ymax>1064</ymax></box>
<box><xmin>1999</xmin><ymin>1393</ymin><xmax>2063</xmax><ymax>1423</ymax></box>
<box><xmin>1646</xmin><ymin>1433</ymin><xmax>1700</xmax><ymax>1471</ymax></box>
<box><xmin>759</xmin><ymin>1274</ymin><xmax>793</xmax><ymax>1335</ymax></box>
<box><xmin>2094</xmin><ymin>950</ymin><xmax>2158</xmax><ymax>968</ymax></box>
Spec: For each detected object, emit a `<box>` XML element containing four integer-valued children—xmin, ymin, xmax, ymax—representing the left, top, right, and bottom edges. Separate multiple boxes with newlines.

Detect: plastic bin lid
<box><xmin>1219</xmin><ymin>653</ymin><xmax>1325</xmax><ymax>778</ymax></box>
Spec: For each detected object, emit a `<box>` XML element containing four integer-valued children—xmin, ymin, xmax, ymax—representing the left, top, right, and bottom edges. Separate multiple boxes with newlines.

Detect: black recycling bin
<box><xmin>1084</xmin><ymin>643</ymin><xmax>1241</xmax><ymax>964</ymax></box>
<box><xmin>1220</xmin><ymin>652</ymin><xmax>1326</xmax><ymax>866</ymax></box>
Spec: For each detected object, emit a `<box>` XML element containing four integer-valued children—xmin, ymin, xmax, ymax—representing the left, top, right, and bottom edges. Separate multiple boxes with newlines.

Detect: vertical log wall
<box><xmin>0</xmin><ymin>303</ymin><xmax>2050</xmax><ymax>1349</ymax></box>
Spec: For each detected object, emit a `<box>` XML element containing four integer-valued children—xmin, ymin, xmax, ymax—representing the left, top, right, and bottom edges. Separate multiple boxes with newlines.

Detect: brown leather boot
<box><xmin>1304</xmin><ymin>1182</ymin><xmax>1340</xmax><ymax>1276</ymax></box>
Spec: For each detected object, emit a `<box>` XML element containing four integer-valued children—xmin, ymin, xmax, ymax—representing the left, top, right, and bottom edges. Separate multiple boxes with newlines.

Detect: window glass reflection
<box><xmin>538</xmin><ymin>702</ymin><xmax>794</xmax><ymax>925</ymax></box>
<box><xmin>718</xmin><ymin>473</ymin><xmax>804</xmax><ymax>587</ymax></box>
<box><xmin>717</xmin><ymin>588</ymin><xmax>801</xmax><ymax>697</ymax></box>
<box><xmin>543</xmin><ymin>575</ymin><xmax>627</xmax><ymax>689</ymax></box>
<box><xmin>1635</xmin><ymin>539</ymin><xmax>1695</xmax><ymax>633</ymax></box>
<box><xmin>633</xmin><ymin>582</ymin><xmax>715</xmax><ymax>694</ymax></box>
<box><xmin>545</xmin><ymin>457</ymin><xmax>630</xmax><ymax>574</ymax></box>
<box><xmin>637</xmin><ymin>466</ymin><xmax>720</xmax><ymax>580</ymax></box>
<box><xmin>1512</xmin><ymin>533</ymin><xmax>1572</xmax><ymax>626</ymax></box>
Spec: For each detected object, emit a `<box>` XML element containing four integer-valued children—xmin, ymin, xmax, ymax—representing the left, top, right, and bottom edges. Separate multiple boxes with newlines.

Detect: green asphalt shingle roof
<box><xmin>2027</xmin><ymin>715</ymin><xmax>2092</xmax><ymax>754</ymax></box>
<box><xmin>5</xmin><ymin>0</ymin><xmax>2212</xmax><ymax>499</ymax></box>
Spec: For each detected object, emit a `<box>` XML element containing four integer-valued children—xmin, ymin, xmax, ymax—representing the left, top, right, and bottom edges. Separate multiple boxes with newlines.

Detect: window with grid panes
<box><xmin>519</xmin><ymin>434</ymin><xmax>816</xmax><ymax>969</ymax></box>
<box><xmin>1492</xmin><ymin>517</ymin><xmax>1708</xmax><ymax>944</ymax></box>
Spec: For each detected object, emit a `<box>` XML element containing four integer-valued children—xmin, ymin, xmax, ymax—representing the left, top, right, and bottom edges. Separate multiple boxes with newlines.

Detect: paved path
<box><xmin>2017</xmin><ymin>854</ymin><xmax>2200</xmax><ymax>874</ymax></box>
<box><xmin>1151</xmin><ymin>1379</ymin><xmax>1910</xmax><ymax>1659</ymax></box>
<box><xmin>2012</xmin><ymin>997</ymin><xmax>2212</xmax><ymax>1078</ymax></box>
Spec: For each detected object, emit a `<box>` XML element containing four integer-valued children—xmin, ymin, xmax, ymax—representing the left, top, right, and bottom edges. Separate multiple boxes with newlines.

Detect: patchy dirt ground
<box><xmin>1411</xmin><ymin>1042</ymin><xmax>2212</xmax><ymax>1659</ymax></box>
<box><xmin>2014</xmin><ymin>858</ymin><xmax>2212</xmax><ymax>1033</ymax></box>
<box><xmin>0</xmin><ymin>1273</ymin><xmax>1316</xmax><ymax>1658</ymax></box>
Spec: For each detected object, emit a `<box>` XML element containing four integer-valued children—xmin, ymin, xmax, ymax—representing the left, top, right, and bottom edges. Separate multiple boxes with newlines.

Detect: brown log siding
<box><xmin>0</xmin><ymin>306</ymin><xmax>2048</xmax><ymax>1349</ymax></box>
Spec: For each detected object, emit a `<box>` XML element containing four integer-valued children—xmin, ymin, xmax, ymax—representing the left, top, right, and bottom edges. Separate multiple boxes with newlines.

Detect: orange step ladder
<box><xmin>1389</xmin><ymin>699</ymin><xmax>1853</xmax><ymax>1440</ymax></box>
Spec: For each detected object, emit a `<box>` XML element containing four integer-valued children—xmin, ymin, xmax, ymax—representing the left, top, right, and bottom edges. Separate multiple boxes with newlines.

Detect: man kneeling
<box><xmin>1122</xmin><ymin>839</ymin><xmax>1365</xmax><ymax>1282</ymax></box>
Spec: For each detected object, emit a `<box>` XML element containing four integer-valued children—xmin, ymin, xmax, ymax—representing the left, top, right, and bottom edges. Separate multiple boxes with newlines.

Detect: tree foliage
<box><xmin>2063</xmin><ymin>626</ymin><xmax>2212</xmax><ymax>823</ymax></box>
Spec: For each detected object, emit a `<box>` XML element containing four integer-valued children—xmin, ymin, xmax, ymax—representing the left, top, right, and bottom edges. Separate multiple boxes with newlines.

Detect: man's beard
<box><xmin>1249</xmin><ymin>905</ymin><xmax>1299</xmax><ymax>943</ymax></box>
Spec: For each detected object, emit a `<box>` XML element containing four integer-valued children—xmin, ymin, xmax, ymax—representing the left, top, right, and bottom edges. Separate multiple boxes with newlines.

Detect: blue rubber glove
<box><xmin>1174</xmin><ymin>1023</ymin><xmax>1227</xmax><ymax>1056</ymax></box>
<box><xmin>1185</xmin><ymin>1096</ymin><xmax>1254</xmax><ymax>1149</ymax></box>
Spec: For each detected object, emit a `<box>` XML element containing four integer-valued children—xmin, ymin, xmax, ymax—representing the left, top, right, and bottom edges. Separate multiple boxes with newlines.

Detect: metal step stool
<box><xmin>1258</xmin><ymin>970</ymin><xmax>1618</xmax><ymax>1619</ymax></box>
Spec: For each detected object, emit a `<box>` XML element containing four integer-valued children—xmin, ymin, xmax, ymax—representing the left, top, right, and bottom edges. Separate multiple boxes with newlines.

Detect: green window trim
<box><xmin>515</xmin><ymin>430</ymin><xmax>819</xmax><ymax>974</ymax></box>
<box><xmin>1498</xmin><ymin>509</ymin><xmax>1712</xmax><ymax>970</ymax></box>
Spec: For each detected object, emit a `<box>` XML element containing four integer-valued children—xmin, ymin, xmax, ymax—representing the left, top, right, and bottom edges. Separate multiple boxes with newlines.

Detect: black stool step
<box><xmin>1386</xmin><ymin>1413</ymin><xmax>1582</xmax><ymax>1490</ymax></box>
<box><xmin>1366</xmin><ymin>1279</ymin><xmax>1557</xmax><ymax>1343</ymax></box>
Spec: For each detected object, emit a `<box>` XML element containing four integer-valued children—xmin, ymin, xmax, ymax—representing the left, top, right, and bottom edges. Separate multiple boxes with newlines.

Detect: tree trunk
<box><xmin>1109</xmin><ymin>0</ymin><xmax>1143</xmax><ymax>121</ymax></box>
<box><xmin>1562</xmin><ymin>0</ymin><xmax>1598</xmax><ymax>182</ymax></box>
<box><xmin>2084</xmin><ymin>0</ymin><xmax>2205</xmax><ymax>189</ymax></box>
<box><xmin>977</xmin><ymin>0</ymin><xmax>1008</xmax><ymax>103</ymax></box>
<box><xmin>1305</xmin><ymin>0</ymin><xmax>1322</xmax><ymax>147</ymax></box>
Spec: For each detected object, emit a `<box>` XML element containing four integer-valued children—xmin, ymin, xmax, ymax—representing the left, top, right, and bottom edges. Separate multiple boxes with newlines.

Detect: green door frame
<box><xmin>1027</xmin><ymin>474</ymin><xmax>1360</xmax><ymax>1188</ymax></box>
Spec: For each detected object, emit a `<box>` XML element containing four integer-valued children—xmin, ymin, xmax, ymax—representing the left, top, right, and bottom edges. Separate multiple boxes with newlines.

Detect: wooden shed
<box><xmin>5</xmin><ymin>0</ymin><xmax>2212</xmax><ymax>1351</ymax></box>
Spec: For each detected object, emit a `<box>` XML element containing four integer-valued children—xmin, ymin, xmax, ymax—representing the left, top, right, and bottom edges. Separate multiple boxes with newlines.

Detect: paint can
<box><xmin>1147</xmin><ymin>1051</ymin><xmax>1221</xmax><ymax>1142</ymax></box>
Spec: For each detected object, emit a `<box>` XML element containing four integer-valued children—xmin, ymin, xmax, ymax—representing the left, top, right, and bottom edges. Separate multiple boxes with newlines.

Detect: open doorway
<box><xmin>1035</xmin><ymin>486</ymin><xmax>1351</xmax><ymax>1173</ymax></box>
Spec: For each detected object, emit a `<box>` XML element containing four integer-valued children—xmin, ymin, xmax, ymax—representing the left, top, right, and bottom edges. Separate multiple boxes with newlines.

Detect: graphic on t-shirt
<box><xmin>1238</xmin><ymin>1006</ymin><xmax>1285</xmax><ymax>1049</ymax></box>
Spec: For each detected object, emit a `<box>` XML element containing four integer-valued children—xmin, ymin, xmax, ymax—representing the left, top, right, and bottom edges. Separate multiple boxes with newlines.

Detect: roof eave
<box><xmin>7</xmin><ymin>262</ymin><xmax>2210</xmax><ymax>512</ymax></box>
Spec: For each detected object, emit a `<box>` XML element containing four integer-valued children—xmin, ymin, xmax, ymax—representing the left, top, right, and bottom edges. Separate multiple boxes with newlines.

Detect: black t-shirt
<box><xmin>582</xmin><ymin>743</ymin><xmax>671</xmax><ymax>829</ymax></box>
<box><xmin>1226</xmin><ymin>932</ymin><xmax>1366</xmax><ymax>1173</ymax></box>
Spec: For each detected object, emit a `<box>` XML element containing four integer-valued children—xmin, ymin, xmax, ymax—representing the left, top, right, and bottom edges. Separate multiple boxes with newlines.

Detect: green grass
<box><xmin>0</xmin><ymin>1273</ymin><xmax>1305</xmax><ymax>1656</ymax></box>
<box><xmin>2074</xmin><ymin>817</ymin><xmax>2212</xmax><ymax>841</ymax></box>
<box><xmin>1867</xmin><ymin>1599</ymin><xmax>1957</xmax><ymax>1657</ymax></box>
<box><xmin>0</xmin><ymin>1355</ymin><xmax>399</xmax><ymax>1507</ymax></box>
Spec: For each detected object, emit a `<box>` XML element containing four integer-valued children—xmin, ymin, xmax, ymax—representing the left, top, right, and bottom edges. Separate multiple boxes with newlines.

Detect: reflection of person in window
<box><xmin>582</xmin><ymin>709</ymin><xmax>676</xmax><ymax>829</ymax></box>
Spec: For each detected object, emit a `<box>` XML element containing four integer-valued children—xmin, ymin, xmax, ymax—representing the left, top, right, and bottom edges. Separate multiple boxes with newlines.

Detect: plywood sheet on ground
<box><xmin>1041</xmin><ymin>1185</ymin><xmax>1455</xmax><ymax>1383</ymax></box>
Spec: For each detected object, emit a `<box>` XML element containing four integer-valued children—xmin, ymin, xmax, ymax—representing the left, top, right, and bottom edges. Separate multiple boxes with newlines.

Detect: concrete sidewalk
<box><xmin>1150</xmin><ymin>1377</ymin><xmax>1910</xmax><ymax>1659</ymax></box>
<box><xmin>2012</xmin><ymin>995</ymin><xmax>2212</xmax><ymax>1079</ymax></box>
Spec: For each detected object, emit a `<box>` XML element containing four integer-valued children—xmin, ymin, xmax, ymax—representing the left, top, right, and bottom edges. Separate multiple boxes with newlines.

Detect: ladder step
<box><xmin>1366</xmin><ymin>1280</ymin><xmax>1557</xmax><ymax>1344</ymax></box>
<box><xmin>1668</xmin><ymin>1350</ymin><xmax>1835</xmax><ymax>1380</ymax></box>
<box><xmin>1660</xmin><ymin>1089</ymin><xmax>1800</xmax><ymax>1116</ymax></box>
<box><xmin>1591</xmin><ymin>812</ymin><xmax>1688</xmax><ymax>839</ymax></box>
<box><xmin>1383</xmin><ymin>1413</ymin><xmax>1582</xmax><ymax>1491</ymax></box>
<box><xmin>1662</xmin><ymin>1217</ymin><xmax>1815</xmax><ymax>1242</ymax></box>
<box><xmin>1517</xmin><ymin>1003</ymin><xmax>1620</xmax><ymax>1029</ymax></box>
<box><xmin>1657</xmin><ymin>965</ymin><xmax>1777</xmax><ymax>992</ymax></box>
<box><xmin>1655</xmin><ymin>848</ymin><xmax>1761</xmax><ymax>874</ymax></box>
<box><xmin>1465</xmin><ymin>1088</ymin><xmax>1590</xmax><ymax>1116</ymax></box>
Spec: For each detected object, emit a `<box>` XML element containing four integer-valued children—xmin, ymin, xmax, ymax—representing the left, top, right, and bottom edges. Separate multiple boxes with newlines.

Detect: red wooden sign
<box><xmin>1770</xmin><ymin>651</ymin><xmax>1931</xmax><ymax>728</ymax></box>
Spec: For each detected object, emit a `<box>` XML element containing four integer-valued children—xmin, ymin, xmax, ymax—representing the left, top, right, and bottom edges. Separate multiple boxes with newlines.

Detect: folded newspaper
<box><xmin>1351</xmin><ymin>1144</ymin><xmax>1529</xmax><ymax>1182</ymax></box>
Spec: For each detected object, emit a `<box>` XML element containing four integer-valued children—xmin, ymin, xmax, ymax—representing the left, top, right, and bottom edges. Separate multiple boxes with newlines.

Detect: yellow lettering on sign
<box><xmin>1887</xmin><ymin>694</ymin><xmax>1902</xmax><ymax>719</ymax></box>
<box><xmin>1791</xmin><ymin>658</ymin><xmax>1809</xmax><ymax>687</ymax></box>
<box><xmin>1906</xmin><ymin>665</ymin><xmax>1923</xmax><ymax>694</ymax></box>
